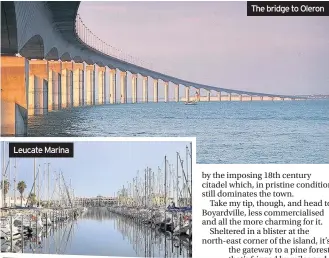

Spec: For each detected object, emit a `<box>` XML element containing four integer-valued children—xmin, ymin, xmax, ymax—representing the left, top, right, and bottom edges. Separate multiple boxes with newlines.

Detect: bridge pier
<box><xmin>142</xmin><ymin>76</ymin><xmax>148</xmax><ymax>103</ymax></box>
<box><xmin>48</xmin><ymin>61</ymin><xmax>62</xmax><ymax>110</ymax></box>
<box><xmin>174</xmin><ymin>85</ymin><xmax>179</xmax><ymax>102</ymax></box>
<box><xmin>120</xmin><ymin>71</ymin><xmax>127</xmax><ymax>104</ymax></box>
<box><xmin>229</xmin><ymin>93</ymin><xmax>232</xmax><ymax>102</ymax></box>
<box><xmin>260</xmin><ymin>96</ymin><xmax>263</xmax><ymax>101</ymax></box>
<box><xmin>68</xmin><ymin>68</ymin><xmax>74</xmax><ymax>107</ymax></box>
<box><xmin>239</xmin><ymin>95</ymin><xmax>242</xmax><ymax>101</ymax></box>
<box><xmin>29</xmin><ymin>60</ymin><xmax>48</xmax><ymax>115</ymax></box>
<box><xmin>132</xmin><ymin>74</ymin><xmax>138</xmax><ymax>103</ymax></box>
<box><xmin>61</xmin><ymin>62</ymin><xmax>74</xmax><ymax>108</ymax></box>
<box><xmin>195</xmin><ymin>89</ymin><xmax>200</xmax><ymax>101</ymax></box>
<box><xmin>1</xmin><ymin>56</ymin><xmax>29</xmax><ymax>136</ymax></box>
<box><xmin>185</xmin><ymin>86</ymin><xmax>190</xmax><ymax>102</ymax></box>
<box><xmin>153</xmin><ymin>79</ymin><xmax>158</xmax><ymax>103</ymax></box>
<box><xmin>103</xmin><ymin>67</ymin><xmax>109</xmax><ymax>104</ymax></box>
<box><xmin>109</xmin><ymin>69</ymin><xmax>116</xmax><ymax>104</ymax></box>
<box><xmin>98</xmin><ymin>67</ymin><xmax>106</xmax><ymax>105</ymax></box>
<box><xmin>28</xmin><ymin>75</ymin><xmax>48</xmax><ymax>115</ymax></box>
<box><xmin>82</xmin><ymin>63</ymin><xmax>87</xmax><ymax>105</ymax></box>
<box><xmin>164</xmin><ymin>82</ymin><xmax>169</xmax><ymax>102</ymax></box>
<box><xmin>217</xmin><ymin>91</ymin><xmax>221</xmax><ymax>101</ymax></box>
<box><xmin>73</xmin><ymin>63</ymin><xmax>84</xmax><ymax>107</ymax></box>
<box><xmin>104</xmin><ymin>67</ymin><xmax>108</xmax><ymax>104</ymax></box>
<box><xmin>207</xmin><ymin>90</ymin><xmax>211</xmax><ymax>102</ymax></box>
<box><xmin>86</xmin><ymin>65</ymin><xmax>94</xmax><ymax>105</ymax></box>
<box><xmin>93</xmin><ymin>65</ymin><xmax>99</xmax><ymax>105</ymax></box>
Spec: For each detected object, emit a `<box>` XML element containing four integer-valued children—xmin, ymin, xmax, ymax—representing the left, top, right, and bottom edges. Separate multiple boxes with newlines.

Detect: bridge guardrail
<box><xmin>75</xmin><ymin>14</ymin><xmax>153</xmax><ymax>70</ymax></box>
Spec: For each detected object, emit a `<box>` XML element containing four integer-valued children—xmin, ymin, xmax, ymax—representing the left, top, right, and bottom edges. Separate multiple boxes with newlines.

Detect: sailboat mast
<box><xmin>176</xmin><ymin>152</ymin><xmax>179</xmax><ymax>206</ymax></box>
<box><xmin>14</xmin><ymin>158</ymin><xmax>16</xmax><ymax>207</ymax></box>
<box><xmin>72</xmin><ymin>189</ymin><xmax>75</xmax><ymax>207</ymax></box>
<box><xmin>158</xmin><ymin>167</ymin><xmax>160</xmax><ymax>205</ymax></box>
<box><xmin>58</xmin><ymin>171</ymin><xmax>61</xmax><ymax>207</ymax></box>
<box><xmin>152</xmin><ymin>170</ymin><xmax>155</xmax><ymax>207</ymax></box>
<box><xmin>132</xmin><ymin>177</ymin><xmax>135</xmax><ymax>206</ymax></box>
<box><xmin>33</xmin><ymin>158</ymin><xmax>36</xmax><ymax>196</ymax></box>
<box><xmin>8</xmin><ymin>158</ymin><xmax>11</xmax><ymax>207</ymax></box>
<box><xmin>38</xmin><ymin>165</ymin><xmax>40</xmax><ymax>206</ymax></box>
<box><xmin>190</xmin><ymin>142</ymin><xmax>192</xmax><ymax>205</ymax></box>
<box><xmin>164</xmin><ymin>156</ymin><xmax>167</xmax><ymax>207</ymax></box>
<box><xmin>146</xmin><ymin>169</ymin><xmax>148</xmax><ymax>207</ymax></box>
<box><xmin>61</xmin><ymin>172</ymin><xmax>73</xmax><ymax>208</ymax></box>
<box><xmin>2</xmin><ymin>142</ymin><xmax>4</xmax><ymax>208</ymax></box>
<box><xmin>148</xmin><ymin>168</ymin><xmax>151</xmax><ymax>207</ymax></box>
<box><xmin>68</xmin><ymin>178</ymin><xmax>73</xmax><ymax>207</ymax></box>
<box><xmin>1</xmin><ymin>143</ymin><xmax>4</xmax><ymax>178</ymax></box>
<box><xmin>144</xmin><ymin>168</ymin><xmax>147</xmax><ymax>208</ymax></box>
<box><xmin>70</xmin><ymin>179</ymin><xmax>72</xmax><ymax>207</ymax></box>
<box><xmin>186</xmin><ymin>145</ymin><xmax>189</xmax><ymax>204</ymax></box>
<box><xmin>47</xmin><ymin>163</ymin><xmax>50</xmax><ymax>207</ymax></box>
<box><xmin>164</xmin><ymin>156</ymin><xmax>167</xmax><ymax>222</ymax></box>
<box><xmin>44</xmin><ymin>163</ymin><xmax>46</xmax><ymax>207</ymax></box>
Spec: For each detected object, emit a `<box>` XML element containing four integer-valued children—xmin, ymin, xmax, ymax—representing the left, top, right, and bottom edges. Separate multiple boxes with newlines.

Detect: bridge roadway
<box><xmin>1</xmin><ymin>1</ymin><xmax>307</xmax><ymax>136</ymax></box>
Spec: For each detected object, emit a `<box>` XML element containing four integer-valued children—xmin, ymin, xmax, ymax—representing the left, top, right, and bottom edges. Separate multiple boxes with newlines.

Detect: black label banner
<box><xmin>247</xmin><ymin>1</ymin><xmax>329</xmax><ymax>16</ymax></box>
<box><xmin>9</xmin><ymin>142</ymin><xmax>74</xmax><ymax>158</ymax></box>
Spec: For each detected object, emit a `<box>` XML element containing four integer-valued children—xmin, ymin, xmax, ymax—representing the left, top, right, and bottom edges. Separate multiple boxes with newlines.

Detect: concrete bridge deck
<box><xmin>1</xmin><ymin>1</ymin><xmax>307</xmax><ymax>136</ymax></box>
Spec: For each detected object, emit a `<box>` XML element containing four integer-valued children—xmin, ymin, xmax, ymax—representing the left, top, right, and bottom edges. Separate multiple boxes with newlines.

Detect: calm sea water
<box><xmin>23</xmin><ymin>208</ymin><xmax>190</xmax><ymax>257</ymax></box>
<box><xmin>28</xmin><ymin>100</ymin><xmax>329</xmax><ymax>164</ymax></box>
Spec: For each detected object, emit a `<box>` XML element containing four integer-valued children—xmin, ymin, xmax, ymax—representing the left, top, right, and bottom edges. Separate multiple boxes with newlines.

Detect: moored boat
<box><xmin>184</xmin><ymin>100</ymin><xmax>197</xmax><ymax>105</ymax></box>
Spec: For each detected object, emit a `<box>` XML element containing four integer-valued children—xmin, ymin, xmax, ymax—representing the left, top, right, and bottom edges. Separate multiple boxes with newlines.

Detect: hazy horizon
<box><xmin>79</xmin><ymin>1</ymin><xmax>329</xmax><ymax>95</ymax></box>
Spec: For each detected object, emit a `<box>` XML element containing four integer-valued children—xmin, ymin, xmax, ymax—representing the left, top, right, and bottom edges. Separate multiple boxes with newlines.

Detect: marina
<box><xmin>1</xmin><ymin>207</ymin><xmax>191</xmax><ymax>257</ymax></box>
<box><xmin>1</xmin><ymin>141</ymin><xmax>193</xmax><ymax>256</ymax></box>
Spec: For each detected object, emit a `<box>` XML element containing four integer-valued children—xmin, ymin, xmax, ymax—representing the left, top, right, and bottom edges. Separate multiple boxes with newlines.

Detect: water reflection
<box><xmin>17</xmin><ymin>207</ymin><xmax>192</xmax><ymax>257</ymax></box>
<box><xmin>84</xmin><ymin>208</ymin><xmax>192</xmax><ymax>257</ymax></box>
<box><xmin>22</xmin><ymin>220</ymin><xmax>76</xmax><ymax>254</ymax></box>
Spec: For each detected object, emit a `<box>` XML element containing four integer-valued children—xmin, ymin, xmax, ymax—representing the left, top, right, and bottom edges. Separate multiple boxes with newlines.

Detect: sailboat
<box><xmin>173</xmin><ymin>213</ymin><xmax>192</xmax><ymax>236</ymax></box>
<box><xmin>184</xmin><ymin>100</ymin><xmax>197</xmax><ymax>105</ymax></box>
<box><xmin>42</xmin><ymin>214</ymin><xmax>52</xmax><ymax>226</ymax></box>
<box><xmin>185</xmin><ymin>91</ymin><xmax>199</xmax><ymax>105</ymax></box>
<box><xmin>1</xmin><ymin>238</ymin><xmax>23</xmax><ymax>253</ymax></box>
<box><xmin>0</xmin><ymin>217</ymin><xmax>22</xmax><ymax>241</ymax></box>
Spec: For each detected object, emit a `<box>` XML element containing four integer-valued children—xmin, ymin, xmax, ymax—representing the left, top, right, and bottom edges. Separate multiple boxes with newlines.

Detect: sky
<box><xmin>78</xmin><ymin>1</ymin><xmax>329</xmax><ymax>95</ymax></box>
<box><xmin>1</xmin><ymin>141</ymin><xmax>191</xmax><ymax>198</ymax></box>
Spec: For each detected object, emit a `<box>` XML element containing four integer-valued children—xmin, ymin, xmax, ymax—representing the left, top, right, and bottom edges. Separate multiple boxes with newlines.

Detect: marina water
<box><xmin>6</xmin><ymin>208</ymin><xmax>191</xmax><ymax>257</ymax></box>
<box><xmin>28</xmin><ymin>100</ymin><xmax>329</xmax><ymax>164</ymax></box>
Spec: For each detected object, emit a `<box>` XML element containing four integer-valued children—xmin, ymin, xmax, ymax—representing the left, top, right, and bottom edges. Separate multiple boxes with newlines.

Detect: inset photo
<box><xmin>0</xmin><ymin>138</ymin><xmax>194</xmax><ymax>257</ymax></box>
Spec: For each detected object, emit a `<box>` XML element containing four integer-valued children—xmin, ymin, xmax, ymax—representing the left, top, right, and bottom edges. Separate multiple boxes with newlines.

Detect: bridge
<box><xmin>1</xmin><ymin>2</ymin><xmax>307</xmax><ymax>136</ymax></box>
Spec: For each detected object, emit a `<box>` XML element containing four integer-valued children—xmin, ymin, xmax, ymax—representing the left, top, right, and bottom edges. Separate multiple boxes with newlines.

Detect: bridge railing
<box><xmin>75</xmin><ymin>14</ymin><xmax>153</xmax><ymax>70</ymax></box>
